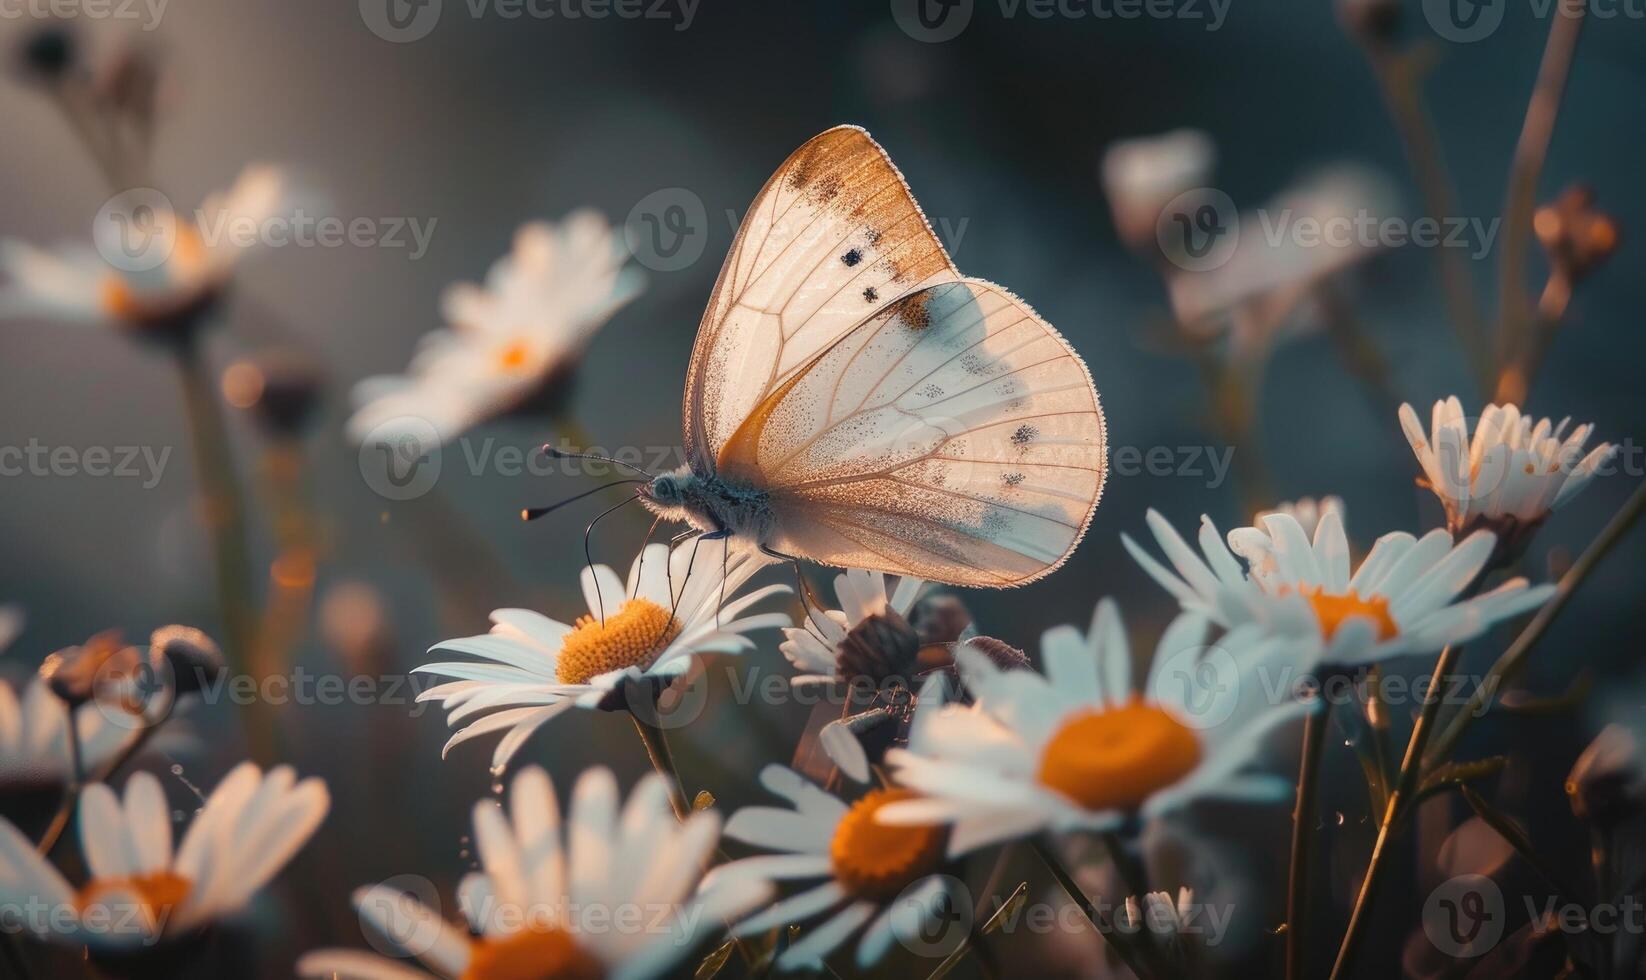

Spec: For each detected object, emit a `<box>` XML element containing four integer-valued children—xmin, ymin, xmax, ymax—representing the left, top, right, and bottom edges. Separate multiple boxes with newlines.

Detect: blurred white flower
<box><xmin>0</xmin><ymin>763</ymin><xmax>327</xmax><ymax>948</ymax></box>
<box><xmin>1126</xmin><ymin>508</ymin><xmax>1555</xmax><ymax>668</ymax></box>
<box><xmin>879</xmin><ymin>604</ymin><xmax>1309</xmax><ymax>853</ymax></box>
<box><xmin>417</xmin><ymin>538</ymin><xmax>788</xmax><ymax>770</ymax></box>
<box><xmin>1399</xmin><ymin>397</ymin><xmax>1615</xmax><ymax>536</ymax></box>
<box><xmin>347</xmin><ymin>211</ymin><xmax>643</xmax><ymax>446</ymax></box>
<box><xmin>0</xmin><ymin>677</ymin><xmax>134</xmax><ymax>790</ymax></box>
<box><xmin>711</xmin><ymin>764</ymin><xmax>955</xmax><ymax>972</ymax></box>
<box><xmin>297</xmin><ymin>766</ymin><xmax>769</xmax><ymax>980</ymax></box>
<box><xmin>778</xmin><ymin>568</ymin><xmax>923</xmax><ymax>678</ymax></box>
<box><xmin>1255</xmin><ymin>496</ymin><xmax>1344</xmax><ymax>542</ymax></box>
<box><xmin>0</xmin><ymin>166</ymin><xmax>294</xmax><ymax>335</ymax></box>
<box><xmin>1101</xmin><ymin>128</ymin><xmax>1216</xmax><ymax>251</ymax></box>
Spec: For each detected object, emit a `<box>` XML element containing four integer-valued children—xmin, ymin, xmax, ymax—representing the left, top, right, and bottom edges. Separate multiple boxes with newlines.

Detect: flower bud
<box><xmin>1535</xmin><ymin>185</ymin><xmax>1621</xmax><ymax>283</ymax></box>
<box><xmin>836</xmin><ymin>611</ymin><xmax>919</xmax><ymax>687</ymax></box>
<box><xmin>149</xmin><ymin>625</ymin><xmax>224</xmax><ymax>696</ymax></box>
<box><xmin>222</xmin><ymin>349</ymin><xmax>325</xmax><ymax>436</ymax></box>
<box><xmin>1567</xmin><ymin>723</ymin><xmax>1644</xmax><ymax>828</ymax></box>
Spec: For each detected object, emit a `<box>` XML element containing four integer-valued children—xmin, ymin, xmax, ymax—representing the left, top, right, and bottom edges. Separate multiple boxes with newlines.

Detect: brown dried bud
<box><xmin>836</xmin><ymin>611</ymin><xmax>920</xmax><ymax>687</ymax></box>
<box><xmin>39</xmin><ymin>631</ymin><xmax>151</xmax><ymax>711</ymax></box>
<box><xmin>222</xmin><ymin>349</ymin><xmax>325</xmax><ymax>436</ymax></box>
<box><xmin>1567</xmin><ymin>723</ymin><xmax>1644</xmax><ymax>828</ymax></box>
<box><xmin>909</xmin><ymin>593</ymin><xmax>972</xmax><ymax>647</ymax></box>
<box><xmin>1535</xmin><ymin>185</ymin><xmax>1620</xmax><ymax>283</ymax></box>
<box><xmin>149</xmin><ymin>625</ymin><xmax>223</xmax><ymax>696</ymax></box>
<box><xmin>965</xmin><ymin>636</ymin><xmax>1032</xmax><ymax>672</ymax></box>
<box><xmin>1337</xmin><ymin>0</ymin><xmax>1401</xmax><ymax>42</ymax></box>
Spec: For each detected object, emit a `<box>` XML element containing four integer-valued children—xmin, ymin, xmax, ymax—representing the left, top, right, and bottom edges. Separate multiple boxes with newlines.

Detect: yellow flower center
<box><xmin>1037</xmin><ymin>701</ymin><xmax>1202</xmax><ymax>812</ymax></box>
<box><xmin>99</xmin><ymin>226</ymin><xmax>210</xmax><ymax>321</ymax></box>
<box><xmin>1300</xmin><ymin>586</ymin><xmax>1398</xmax><ymax>641</ymax></box>
<box><xmin>76</xmin><ymin>872</ymin><xmax>192</xmax><ymax>929</ymax></box>
<box><xmin>829</xmin><ymin>788</ymin><xmax>948</xmax><ymax>901</ymax></box>
<box><xmin>462</xmin><ymin>926</ymin><xmax>605</xmax><ymax>980</ymax></box>
<box><xmin>554</xmin><ymin>598</ymin><xmax>681</xmax><ymax>685</ymax></box>
<box><xmin>495</xmin><ymin>338</ymin><xmax>535</xmax><ymax>372</ymax></box>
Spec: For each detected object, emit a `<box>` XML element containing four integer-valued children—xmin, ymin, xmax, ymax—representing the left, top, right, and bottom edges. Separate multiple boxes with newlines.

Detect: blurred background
<box><xmin>1</xmin><ymin>0</ymin><xmax>1643</xmax><ymax>976</ymax></box>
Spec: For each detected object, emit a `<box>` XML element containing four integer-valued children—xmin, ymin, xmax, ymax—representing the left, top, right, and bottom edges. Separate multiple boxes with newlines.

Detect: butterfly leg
<box><xmin>759</xmin><ymin>545</ymin><xmax>833</xmax><ymax>641</ymax></box>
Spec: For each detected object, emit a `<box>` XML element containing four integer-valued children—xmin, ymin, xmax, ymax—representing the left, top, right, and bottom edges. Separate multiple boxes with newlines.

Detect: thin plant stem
<box><xmin>630</xmin><ymin>712</ymin><xmax>690</xmax><ymax>822</ymax></box>
<box><xmin>1030</xmin><ymin>836</ymin><xmax>1154</xmax><ymax>980</ymax></box>
<box><xmin>35</xmin><ymin>700</ymin><xmax>86</xmax><ymax>856</ymax></box>
<box><xmin>173</xmin><ymin>338</ymin><xmax>272</xmax><ymax>763</ymax></box>
<box><xmin>1328</xmin><ymin>644</ymin><xmax>1462</xmax><ymax>980</ymax></box>
<box><xmin>1286</xmin><ymin>698</ymin><xmax>1330</xmax><ymax>980</ymax></box>
<box><xmin>1358</xmin><ymin>40</ymin><xmax>1491</xmax><ymax>393</ymax></box>
<box><xmin>1494</xmin><ymin>1</ymin><xmax>1586</xmax><ymax>372</ymax></box>
<box><xmin>924</xmin><ymin>880</ymin><xmax>1027</xmax><ymax>980</ymax></box>
<box><xmin>1456</xmin><ymin>783</ymin><xmax>1581</xmax><ymax>907</ymax></box>
<box><xmin>1426</xmin><ymin>479</ymin><xmax>1646</xmax><ymax>765</ymax></box>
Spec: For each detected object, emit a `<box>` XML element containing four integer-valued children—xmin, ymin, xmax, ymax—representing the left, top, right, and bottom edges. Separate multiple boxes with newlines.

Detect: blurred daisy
<box><xmin>779</xmin><ymin>569</ymin><xmax>923</xmax><ymax>680</ymax></box>
<box><xmin>711</xmin><ymin>764</ymin><xmax>954</xmax><ymax>972</ymax></box>
<box><xmin>1255</xmin><ymin>496</ymin><xmax>1344</xmax><ymax>541</ymax></box>
<box><xmin>347</xmin><ymin>211</ymin><xmax>643</xmax><ymax>446</ymax></box>
<box><xmin>418</xmin><ymin>539</ymin><xmax>789</xmax><ymax>769</ymax></box>
<box><xmin>0</xmin><ymin>676</ymin><xmax>134</xmax><ymax>790</ymax></box>
<box><xmin>0</xmin><ymin>166</ymin><xmax>292</xmax><ymax>337</ymax></box>
<box><xmin>297</xmin><ymin>766</ymin><xmax>769</xmax><ymax>980</ymax></box>
<box><xmin>879</xmin><ymin>603</ymin><xmax>1309</xmax><ymax>853</ymax></box>
<box><xmin>1126</xmin><ymin>508</ymin><xmax>1556</xmax><ymax>668</ymax></box>
<box><xmin>1399</xmin><ymin>398</ymin><xmax>1615</xmax><ymax>548</ymax></box>
<box><xmin>0</xmin><ymin>763</ymin><xmax>327</xmax><ymax>948</ymax></box>
<box><xmin>1100</xmin><ymin>129</ymin><xmax>1216</xmax><ymax>252</ymax></box>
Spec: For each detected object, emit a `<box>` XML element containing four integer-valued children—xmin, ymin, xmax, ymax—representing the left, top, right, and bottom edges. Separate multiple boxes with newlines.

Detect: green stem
<box><xmin>1328</xmin><ymin>644</ymin><xmax>1462</xmax><ymax>980</ymax></box>
<box><xmin>1286</xmin><ymin>698</ymin><xmax>1330</xmax><ymax>980</ymax></box>
<box><xmin>630</xmin><ymin>713</ymin><xmax>690</xmax><ymax>822</ymax></box>
<box><xmin>1426</xmin><ymin>479</ymin><xmax>1646</xmax><ymax>767</ymax></box>
<box><xmin>35</xmin><ymin>700</ymin><xmax>86</xmax><ymax>856</ymax></box>
<box><xmin>1030</xmin><ymin>836</ymin><xmax>1154</xmax><ymax>980</ymax></box>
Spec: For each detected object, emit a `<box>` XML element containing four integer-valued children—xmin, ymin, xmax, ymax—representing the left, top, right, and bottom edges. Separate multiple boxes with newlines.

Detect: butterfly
<box><xmin>633</xmin><ymin>126</ymin><xmax>1107</xmax><ymax>588</ymax></box>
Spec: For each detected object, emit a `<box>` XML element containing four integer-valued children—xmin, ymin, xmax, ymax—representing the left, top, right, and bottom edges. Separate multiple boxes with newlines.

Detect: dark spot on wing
<box><xmin>1010</xmin><ymin>424</ymin><xmax>1038</xmax><ymax>448</ymax></box>
<box><xmin>841</xmin><ymin>248</ymin><xmax>862</xmax><ymax>267</ymax></box>
<box><xmin>888</xmin><ymin>293</ymin><xmax>931</xmax><ymax>331</ymax></box>
<box><xmin>1003</xmin><ymin>472</ymin><xmax>1025</xmax><ymax>488</ymax></box>
<box><xmin>862</xmin><ymin>286</ymin><xmax>878</xmax><ymax>303</ymax></box>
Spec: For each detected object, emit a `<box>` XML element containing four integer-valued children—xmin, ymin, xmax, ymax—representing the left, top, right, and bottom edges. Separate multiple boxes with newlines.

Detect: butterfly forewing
<box><xmin>684</xmin><ymin>126</ymin><xmax>959</xmax><ymax>473</ymax></box>
<box><xmin>722</xmin><ymin>279</ymin><xmax>1106</xmax><ymax>587</ymax></box>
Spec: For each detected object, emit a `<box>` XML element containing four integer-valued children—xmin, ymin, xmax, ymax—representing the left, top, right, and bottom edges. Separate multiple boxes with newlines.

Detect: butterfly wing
<box><xmin>720</xmin><ymin>278</ymin><xmax>1107</xmax><ymax>588</ymax></box>
<box><xmin>683</xmin><ymin>126</ymin><xmax>959</xmax><ymax>474</ymax></box>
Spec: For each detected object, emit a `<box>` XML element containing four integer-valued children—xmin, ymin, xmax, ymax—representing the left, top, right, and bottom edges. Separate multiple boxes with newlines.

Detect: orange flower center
<box><xmin>1037</xmin><ymin>701</ymin><xmax>1201</xmax><ymax>812</ymax></box>
<box><xmin>76</xmin><ymin>872</ymin><xmax>192</xmax><ymax>930</ymax></box>
<box><xmin>555</xmin><ymin>598</ymin><xmax>681</xmax><ymax>685</ymax></box>
<box><xmin>1300</xmin><ymin>586</ymin><xmax>1398</xmax><ymax>641</ymax></box>
<box><xmin>462</xmin><ymin>926</ymin><xmax>605</xmax><ymax>980</ymax></box>
<box><xmin>98</xmin><ymin>227</ymin><xmax>211</xmax><ymax>322</ymax></box>
<box><xmin>495</xmin><ymin>338</ymin><xmax>535</xmax><ymax>372</ymax></box>
<box><xmin>829</xmin><ymin>788</ymin><xmax>948</xmax><ymax>901</ymax></box>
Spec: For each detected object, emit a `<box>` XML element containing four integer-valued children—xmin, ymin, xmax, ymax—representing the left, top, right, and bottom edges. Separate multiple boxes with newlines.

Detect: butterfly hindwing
<box><xmin>683</xmin><ymin>126</ymin><xmax>959</xmax><ymax>474</ymax></box>
<box><xmin>721</xmin><ymin>279</ymin><xmax>1107</xmax><ymax>587</ymax></box>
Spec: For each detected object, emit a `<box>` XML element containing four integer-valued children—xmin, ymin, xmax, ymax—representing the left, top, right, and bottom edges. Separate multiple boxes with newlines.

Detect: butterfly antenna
<box><xmin>540</xmin><ymin>444</ymin><xmax>656</xmax><ymax>479</ymax></box>
<box><xmin>584</xmin><ymin>495</ymin><xmax>640</xmax><ymax>624</ymax></box>
<box><xmin>521</xmin><ymin>480</ymin><xmax>646</xmax><ymax>522</ymax></box>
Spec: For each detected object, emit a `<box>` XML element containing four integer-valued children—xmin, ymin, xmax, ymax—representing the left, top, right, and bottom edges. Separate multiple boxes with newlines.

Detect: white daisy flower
<box><xmin>0</xmin><ymin>763</ymin><xmax>327</xmax><ymax>948</ymax></box>
<box><xmin>0</xmin><ymin>676</ymin><xmax>135</xmax><ymax>791</ymax></box>
<box><xmin>1255</xmin><ymin>496</ymin><xmax>1344</xmax><ymax>542</ymax></box>
<box><xmin>1399</xmin><ymin>397</ymin><xmax>1616</xmax><ymax>536</ymax></box>
<box><xmin>710</xmin><ymin>764</ymin><xmax>955</xmax><ymax>972</ymax></box>
<box><xmin>417</xmin><ymin>539</ymin><xmax>790</xmax><ymax>769</ymax></box>
<box><xmin>1100</xmin><ymin>129</ymin><xmax>1216</xmax><ymax>252</ymax></box>
<box><xmin>0</xmin><ymin>166</ymin><xmax>293</xmax><ymax>334</ymax></box>
<box><xmin>297</xmin><ymin>766</ymin><xmax>770</xmax><ymax>980</ymax></box>
<box><xmin>878</xmin><ymin>604</ymin><xmax>1310</xmax><ymax>854</ymax></box>
<box><xmin>1125</xmin><ymin>507</ymin><xmax>1556</xmax><ymax>668</ymax></box>
<box><xmin>347</xmin><ymin>211</ymin><xmax>643</xmax><ymax>447</ymax></box>
<box><xmin>778</xmin><ymin>569</ymin><xmax>924</xmax><ymax>678</ymax></box>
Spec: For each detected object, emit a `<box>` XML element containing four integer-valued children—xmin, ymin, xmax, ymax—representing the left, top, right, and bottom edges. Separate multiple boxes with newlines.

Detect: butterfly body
<box><xmin>649</xmin><ymin>125</ymin><xmax>1108</xmax><ymax>589</ymax></box>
